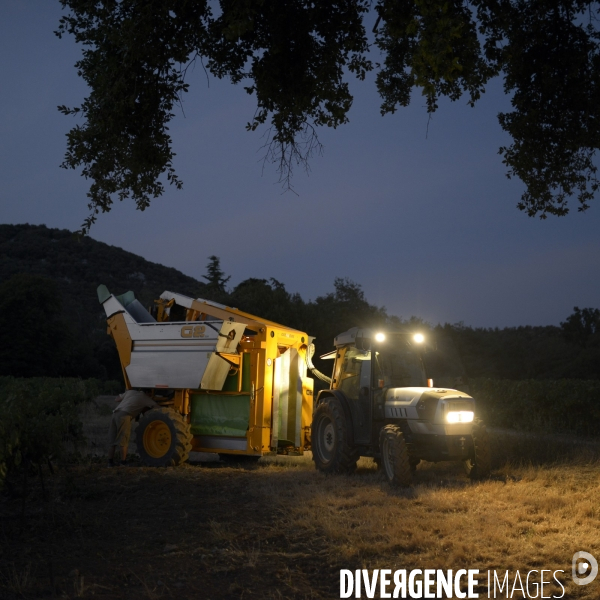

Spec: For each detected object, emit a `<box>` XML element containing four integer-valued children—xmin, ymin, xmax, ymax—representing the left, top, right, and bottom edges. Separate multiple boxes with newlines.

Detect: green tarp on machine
<box><xmin>190</xmin><ymin>353</ymin><xmax>252</xmax><ymax>438</ymax></box>
<box><xmin>189</xmin><ymin>394</ymin><xmax>251</xmax><ymax>437</ymax></box>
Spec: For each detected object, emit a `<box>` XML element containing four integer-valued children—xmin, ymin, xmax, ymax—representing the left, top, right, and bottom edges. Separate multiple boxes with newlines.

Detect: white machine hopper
<box><xmin>98</xmin><ymin>287</ymin><xmax>245</xmax><ymax>390</ymax></box>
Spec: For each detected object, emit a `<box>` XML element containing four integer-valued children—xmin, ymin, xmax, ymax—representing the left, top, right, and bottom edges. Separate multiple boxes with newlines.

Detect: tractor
<box><xmin>308</xmin><ymin>327</ymin><xmax>491</xmax><ymax>486</ymax></box>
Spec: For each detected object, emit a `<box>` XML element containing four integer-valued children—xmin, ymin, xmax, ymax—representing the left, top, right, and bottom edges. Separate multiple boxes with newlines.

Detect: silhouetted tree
<box><xmin>307</xmin><ymin>278</ymin><xmax>388</xmax><ymax>356</ymax></box>
<box><xmin>561</xmin><ymin>307</ymin><xmax>600</xmax><ymax>349</ymax></box>
<box><xmin>229</xmin><ymin>278</ymin><xmax>305</xmax><ymax>327</ymax></box>
<box><xmin>202</xmin><ymin>255</ymin><xmax>230</xmax><ymax>293</ymax></box>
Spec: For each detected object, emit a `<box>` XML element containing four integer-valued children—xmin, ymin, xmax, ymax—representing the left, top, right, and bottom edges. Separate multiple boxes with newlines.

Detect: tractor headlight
<box><xmin>446</xmin><ymin>411</ymin><xmax>474</xmax><ymax>424</ymax></box>
<box><xmin>413</xmin><ymin>333</ymin><xmax>425</xmax><ymax>344</ymax></box>
<box><xmin>375</xmin><ymin>332</ymin><xmax>385</xmax><ymax>342</ymax></box>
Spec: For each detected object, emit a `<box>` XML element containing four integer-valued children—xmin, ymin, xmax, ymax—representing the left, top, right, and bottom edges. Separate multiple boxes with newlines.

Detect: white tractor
<box><xmin>309</xmin><ymin>328</ymin><xmax>491</xmax><ymax>486</ymax></box>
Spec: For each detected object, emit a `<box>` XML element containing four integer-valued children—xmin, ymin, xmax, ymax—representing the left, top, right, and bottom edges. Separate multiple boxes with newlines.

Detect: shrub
<box><xmin>94</xmin><ymin>379</ymin><xmax>123</xmax><ymax>395</ymax></box>
<box><xmin>470</xmin><ymin>378</ymin><xmax>600</xmax><ymax>436</ymax></box>
<box><xmin>0</xmin><ymin>377</ymin><xmax>101</xmax><ymax>487</ymax></box>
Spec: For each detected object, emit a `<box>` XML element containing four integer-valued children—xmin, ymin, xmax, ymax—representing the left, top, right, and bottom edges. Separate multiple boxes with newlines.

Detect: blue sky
<box><xmin>1</xmin><ymin>1</ymin><xmax>599</xmax><ymax>328</ymax></box>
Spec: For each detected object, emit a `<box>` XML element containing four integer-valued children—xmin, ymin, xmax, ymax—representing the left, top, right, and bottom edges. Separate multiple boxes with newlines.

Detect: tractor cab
<box><xmin>331</xmin><ymin>327</ymin><xmax>427</xmax><ymax>388</ymax></box>
<box><xmin>323</xmin><ymin>328</ymin><xmax>428</xmax><ymax>444</ymax></box>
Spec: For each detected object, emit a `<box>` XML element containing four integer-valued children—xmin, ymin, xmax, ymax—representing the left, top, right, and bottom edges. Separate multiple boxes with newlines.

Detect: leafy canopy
<box><xmin>57</xmin><ymin>1</ymin><xmax>600</xmax><ymax>231</ymax></box>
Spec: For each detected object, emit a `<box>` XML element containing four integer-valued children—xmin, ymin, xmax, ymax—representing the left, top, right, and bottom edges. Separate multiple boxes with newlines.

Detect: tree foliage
<box><xmin>56</xmin><ymin>0</ymin><xmax>600</xmax><ymax>231</ymax></box>
<box><xmin>307</xmin><ymin>277</ymin><xmax>389</xmax><ymax>352</ymax></box>
<box><xmin>560</xmin><ymin>306</ymin><xmax>600</xmax><ymax>348</ymax></box>
<box><xmin>203</xmin><ymin>255</ymin><xmax>231</xmax><ymax>293</ymax></box>
<box><xmin>56</xmin><ymin>1</ymin><xmax>210</xmax><ymax>231</ymax></box>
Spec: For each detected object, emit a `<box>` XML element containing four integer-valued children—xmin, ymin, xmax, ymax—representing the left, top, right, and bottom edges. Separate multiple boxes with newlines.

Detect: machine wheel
<box><xmin>379</xmin><ymin>425</ymin><xmax>412</xmax><ymax>487</ymax></box>
<box><xmin>136</xmin><ymin>407</ymin><xmax>192</xmax><ymax>467</ymax></box>
<box><xmin>464</xmin><ymin>418</ymin><xmax>491</xmax><ymax>480</ymax></box>
<box><xmin>312</xmin><ymin>397</ymin><xmax>358</xmax><ymax>474</ymax></box>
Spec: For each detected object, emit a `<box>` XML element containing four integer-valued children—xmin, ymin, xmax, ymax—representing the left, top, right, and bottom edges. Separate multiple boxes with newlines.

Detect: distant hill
<box><xmin>0</xmin><ymin>223</ymin><xmax>208</xmax><ymax>328</ymax></box>
<box><xmin>0</xmin><ymin>224</ymin><xmax>212</xmax><ymax>379</ymax></box>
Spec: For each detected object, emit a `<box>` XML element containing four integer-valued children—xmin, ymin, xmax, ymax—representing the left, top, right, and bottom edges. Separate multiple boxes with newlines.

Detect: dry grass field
<box><xmin>0</xmin><ymin>398</ymin><xmax>599</xmax><ymax>600</ymax></box>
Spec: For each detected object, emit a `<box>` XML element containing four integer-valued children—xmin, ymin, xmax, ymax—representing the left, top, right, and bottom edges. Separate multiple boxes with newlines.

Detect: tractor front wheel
<box><xmin>136</xmin><ymin>407</ymin><xmax>192</xmax><ymax>467</ymax></box>
<box><xmin>379</xmin><ymin>424</ymin><xmax>412</xmax><ymax>487</ymax></box>
<box><xmin>463</xmin><ymin>418</ymin><xmax>491</xmax><ymax>480</ymax></box>
<box><xmin>312</xmin><ymin>397</ymin><xmax>358</xmax><ymax>474</ymax></box>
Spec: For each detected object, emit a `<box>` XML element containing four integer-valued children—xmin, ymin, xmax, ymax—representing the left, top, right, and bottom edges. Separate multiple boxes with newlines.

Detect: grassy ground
<box><xmin>0</xmin><ymin>400</ymin><xmax>599</xmax><ymax>599</ymax></box>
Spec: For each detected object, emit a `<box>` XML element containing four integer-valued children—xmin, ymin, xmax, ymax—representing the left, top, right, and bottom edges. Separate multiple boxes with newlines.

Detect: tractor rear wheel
<box><xmin>464</xmin><ymin>418</ymin><xmax>491</xmax><ymax>480</ymax></box>
<box><xmin>379</xmin><ymin>424</ymin><xmax>412</xmax><ymax>487</ymax></box>
<box><xmin>312</xmin><ymin>397</ymin><xmax>358</xmax><ymax>474</ymax></box>
<box><xmin>136</xmin><ymin>407</ymin><xmax>192</xmax><ymax>467</ymax></box>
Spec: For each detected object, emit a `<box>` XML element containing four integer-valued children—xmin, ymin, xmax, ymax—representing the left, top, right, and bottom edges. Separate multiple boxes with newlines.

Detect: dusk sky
<box><xmin>2</xmin><ymin>1</ymin><xmax>599</xmax><ymax>328</ymax></box>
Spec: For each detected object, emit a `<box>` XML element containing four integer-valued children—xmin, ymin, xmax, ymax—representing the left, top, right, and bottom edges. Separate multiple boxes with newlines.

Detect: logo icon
<box><xmin>572</xmin><ymin>551</ymin><xmax>598</xmax><ymax>586</ymax></box>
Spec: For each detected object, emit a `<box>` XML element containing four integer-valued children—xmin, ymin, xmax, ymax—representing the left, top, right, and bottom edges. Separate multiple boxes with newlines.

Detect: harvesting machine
<box><xmin>98</xmin><ymin>285</ymin><xmax>312</xmax><ymax>466</ymax></box>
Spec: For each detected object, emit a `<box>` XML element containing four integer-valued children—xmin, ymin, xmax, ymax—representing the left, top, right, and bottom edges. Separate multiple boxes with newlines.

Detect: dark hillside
<box><xmin>0</xmin><ymin>223</ymin><xmax>208</xmax><ymax>321</ymax></box>
<box><xmin>0</xmin><ymin>224</ymin><xmax>210</xmax><ymax>379</ymax></box>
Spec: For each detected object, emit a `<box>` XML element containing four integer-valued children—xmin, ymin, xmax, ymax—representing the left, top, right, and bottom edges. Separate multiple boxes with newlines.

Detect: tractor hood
<box><xmin>384</xmin><ymin>387</ymin><xmax>475</xmax><ymax>426</ymax></box>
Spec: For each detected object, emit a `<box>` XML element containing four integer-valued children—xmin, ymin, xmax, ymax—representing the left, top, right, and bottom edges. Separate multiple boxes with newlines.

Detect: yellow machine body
<box><xmin>99</xmin><ymin>286</ymin><xmax>313</xmax><ymax>457</ymax></box>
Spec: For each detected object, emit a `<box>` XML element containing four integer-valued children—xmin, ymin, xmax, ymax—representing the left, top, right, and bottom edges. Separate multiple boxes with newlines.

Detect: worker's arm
<box><xmin>135</xmin><ymin>403</ymin><xmax>157</xmax><ymax>421</ymax></box>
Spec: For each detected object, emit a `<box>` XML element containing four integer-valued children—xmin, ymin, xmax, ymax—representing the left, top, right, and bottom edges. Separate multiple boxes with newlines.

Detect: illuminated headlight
<box><xmin>413</xmin><ymin>333</ymin><xmax>425</xmax><ymax>344</ymax></box>
<box><xmin>375</xmin><ymin>332</ymin><xmax>385</xmax><ymax>342</ymax></box>
<box><xmin>446</xmin><ymin>411</ymin><xmax>474</xmax><ymax>424</ymax></box>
